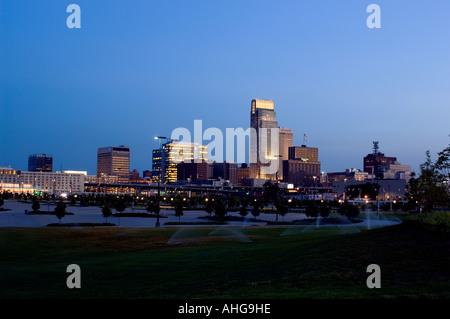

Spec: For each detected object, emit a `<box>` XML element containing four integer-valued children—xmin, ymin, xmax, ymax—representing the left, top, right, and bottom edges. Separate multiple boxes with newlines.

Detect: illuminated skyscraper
<box><xmin>152</xmin><ymin>141</ymin><xmax>208</xmax><ymax>184</ymax></box>
<box><xmin>28</xmin><ymin>154</ymin><xmax>53</xmax><ymax>172</ymax></box>
<box><xmin>283</xmin><ymin>145</ymin><xmax>321</xmax><ymax>187</ymax></box>
<box><xmin>278</xmin><ymin>127</ymin><xmax>293</xmax><ymax>180</ymax></box>
<box><xmin>289</xmin><ymin>146</ymin><xmax>319</xmax><ymax>162</ymax></box>
<box><xmin>249</xmin><ymin>98</ymin><xmax>279</xmax><ymax>180</ymax></box>
<box><xmin>97</xmin><ymin>145</ymin><xmax>130</xmax><ymax>183</ymax></box>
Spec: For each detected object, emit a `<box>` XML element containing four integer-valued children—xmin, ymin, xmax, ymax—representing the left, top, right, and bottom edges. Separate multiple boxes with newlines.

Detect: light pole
<box><xmin>154</xmin><ymin>136</ymin><xmax>168</xmax><ymax>227</ymax></box>
<box><xmin>313</xmin><ymin>176</ymin><xmax>317</xmax><ymax>201</ymax></box>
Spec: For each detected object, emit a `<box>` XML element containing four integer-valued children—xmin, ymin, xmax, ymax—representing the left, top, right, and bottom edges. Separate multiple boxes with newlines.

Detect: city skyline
<box><xmin>1</xmin><ymin>1</ymin><xmax>449</xmax><ymax>176</ymax></box>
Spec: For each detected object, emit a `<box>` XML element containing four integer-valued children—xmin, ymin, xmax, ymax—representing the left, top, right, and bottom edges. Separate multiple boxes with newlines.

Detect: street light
<box><xmin>154</xmin><ymin>136</ymin><xmax>168</xmax><ymax>227</ymax></box>
<box><xmin>313</xmin><ymin>176</ymin><xmax>317</xmax><ymax>201</ymax></box>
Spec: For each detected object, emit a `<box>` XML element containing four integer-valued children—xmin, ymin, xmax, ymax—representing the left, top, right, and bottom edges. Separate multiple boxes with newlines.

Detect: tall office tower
<box><xmin>28</xmin><ymin>154</ymin><xmax>53</xmax><ymax>172</ymax></box>
<box><xmin>236</xmin><ymin>163</ymin><xmax>250</xmax><ymax>186</ymax></box>
<box><xmin>97</xmin><ymin>145</ymin><xmax>130</xmax><ymax>183</ymax></box>
<box><xmin>211</xmin><ymin>161</ymin><xmax>238</xmax><ymax>185</ymax></box>
<box><xmin>249</xmin><ymin>98</ymin><xmax>279</xmax><ymax>180</ymax></box>
<box><xmin>288</xmin><ymin>146</ymin><xmax>319</xmax><ymax>162</ymax></box>
<box><xmin>278</xmin><ymin>127</ymin><xmax>293</xmax><ymax>180</ymax></box>
<box><xmin>177</xmin><ymin>160</ymin><xmax>210</xmax><ymax>182</ymax></box>
<box><xmin>152</xmin><ymin>141</ymin><xmax>208</xmax><ymax>184</ymax></box>
<box><xmin>283</xmin><ymin>145</ymin><xmax>321</xmax><ymax>187</ymax></box>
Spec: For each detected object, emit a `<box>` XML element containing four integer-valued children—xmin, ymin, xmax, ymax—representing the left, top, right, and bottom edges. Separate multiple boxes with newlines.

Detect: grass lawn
<box><xmin>0</xmin><ymin>223</ymin><xmax>448</xmax><ymax>299</ymax></box>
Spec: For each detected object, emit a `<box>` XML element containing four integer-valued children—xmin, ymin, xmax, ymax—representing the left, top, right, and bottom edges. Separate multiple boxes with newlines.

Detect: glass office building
<box><xmin>97</xmin><ymin>145</ymin><xmax>130</xmax><ymax>184</ymax></box>
<box><xmin>28</xmin><ymin>154</ymin><xmax>53</xmax><ymax>172</ymax></box>
<box><xmin>250</xmin><ymin>98</ymin><xmax>279</xmax><ymax>180</ymax></box>
<box><xmin>152</xmin><ymin>141</ymin><xmax>208</xmax><ymax>184</ymax></box>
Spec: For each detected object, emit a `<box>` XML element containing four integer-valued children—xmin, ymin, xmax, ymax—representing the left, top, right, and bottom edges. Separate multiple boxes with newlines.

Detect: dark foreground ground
<box><xmin>0</xmin><ymin>223</ymin><xmax>448</xmax><ymax>299</ymax></box>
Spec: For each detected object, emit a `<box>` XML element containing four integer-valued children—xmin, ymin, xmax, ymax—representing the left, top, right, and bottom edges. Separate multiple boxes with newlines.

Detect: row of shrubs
<box><xmin>403</xmin><ymin>211</ymin><xmax>450</xmax><ymax>239</ymax></box>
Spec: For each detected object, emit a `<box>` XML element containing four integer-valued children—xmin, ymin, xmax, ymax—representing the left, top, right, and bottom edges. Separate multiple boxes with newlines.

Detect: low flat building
<box><xmin>0</xmin><ymin>167</ymin><xmax>85</xmax><ymax>193</ymax></box>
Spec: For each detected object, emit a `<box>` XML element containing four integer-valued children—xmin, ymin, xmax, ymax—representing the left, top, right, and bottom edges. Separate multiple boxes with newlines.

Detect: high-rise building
<box><xmin>278</xmin><ymin>128</ymin><xmax>293</xmax><ymax>180</ymax></box>
<box><xmin>177</xmin><ymin>160</ymin><xmax>211</xmax><ymax>182</ymax></box>
<box><xmin>363</xmin><ymin>142</ymin><xmax>396</xmax><ymax>177</ymax></box>
<box><xmin>28</xmin><ymin>154</ymin><xmax>53</xmax><ymax>172</ymax></box>
<box><xmin>97</xmin><ymin>145</ymin><xmax>130</xmax><ymax>183</ymax></box>
<box><xmin>211</xmin><ymin>161</ymin><xmax>238</xmax><ymax>185</ymax></box>
<box><xmin>288</xmin><ymin>146</ymin><xmax>319</xmax><ymax>162</ymax></box>
<box><xmin>249</xmin><ymin>98</ymin><xmax>279</xmax><ymax>180</ymax></box>
<box><xmin>283</xmin><ymin>145</ymin><xmax>321</xmax><ymax>187</ymax></box>
<box><xmin>153</xmin><ymin>141</ymin><xmax>208</xmax><ymax>184</ymax></box>
<box><xmin>143</xmin><ymin>170</ymin><xmax>152</xmax><ymax>181</ymax></box>
<box><xmin>129</xmin><ymin>169</ymin><xmax>140</xmax><ymax>182</ymax></box>
<box><xmin>236</xmin><ymin>163</ymin><xmax>250</xmax><ymax>186</ymax></box>
<box><xmin>283</xmin><ymin>160</ymin><xmax>321</xmax><ymax>187</ymax></box>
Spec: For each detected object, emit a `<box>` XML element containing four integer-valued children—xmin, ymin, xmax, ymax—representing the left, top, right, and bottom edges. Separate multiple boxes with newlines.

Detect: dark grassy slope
<box><xmin>0</xmin><ymin>224</ymin><xmax>448</xmax><ymax>299</ymax></box>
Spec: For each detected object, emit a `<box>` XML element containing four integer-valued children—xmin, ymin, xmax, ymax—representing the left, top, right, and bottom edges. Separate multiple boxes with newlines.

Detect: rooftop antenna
<box><xmin>372</xmin><ymin>141</ymin><xmax>379</xmax><ymax>155</ymax></box>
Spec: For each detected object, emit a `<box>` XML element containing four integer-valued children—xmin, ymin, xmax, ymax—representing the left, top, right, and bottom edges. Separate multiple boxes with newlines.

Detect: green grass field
<box><xmin>0</xmin><ymin>222</ymin><xmax>449</xmax><ymax>299</ymax></box>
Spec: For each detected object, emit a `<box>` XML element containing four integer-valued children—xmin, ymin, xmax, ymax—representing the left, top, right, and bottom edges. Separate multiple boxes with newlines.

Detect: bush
<box><xmin>338</xmin><ymin>201</ymin><xmax>360</xmax><ymax>219</ymax></box>
<box><xmin>403</xmin><ymin>211</ymin><xmax>450</xmax><ymax>239</ymax></box>
<box><xmin>32</xmin><ymin>200</ymin><xmax>40</xmax><ymax>212</ymax></box>
<box><xmin>320</xmin><ymin>203</ymin><xmax>330</xmax><ymax>218</ymax></box>
<box><xmin>54</xmin><ymin>201</ymin><xmax>67</xmax><ymax>222</ymax></box>
<box><xmin>305</xmin><ymin>202</ymin><xmax>319</xmax><ymax>218</ymax></box>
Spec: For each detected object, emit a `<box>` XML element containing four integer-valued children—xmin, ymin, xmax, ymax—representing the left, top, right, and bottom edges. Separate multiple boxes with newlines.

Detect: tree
<box><xmin>250</xmin><ymin>199</ymin><xmax>262</xmax><ymax>218</ymax></box>
<box><xmin>435</xmin><ymin>138</ymin><xmax>450</xmax><ymax>184</ymax></box>
<box><xmin>338</xmin><ymin>201</ymin><xmax>360</xmax><ymax>219</ymax></box>
<box><xmin>102</xmin><ymin>203</ymin><xmax>112</xmax><ymax>223</ymax></box>
<box><xmin>239</xmin><ymin>206</ymin><xmax>248</xmax><ymax>218</ymax></box>
<box><xmin>205</xmin><ymin>200</ymin><xmax>213</xmax><ymax>217</ymax></box>
<box><xmin>405</xmin><ymin>151</ymin><xmax>448</xmax><ymax>213</ymax></box>
<box><xmin>274</xmin><ymin>197</ymin><xmax>288</xmax><ymax>221</ymax></box>
<box><xmin>32</xmin><ymin>200</ymin><xmax>40</xmax><ymax>212</ymax></box>
<box><xmin>228</xmin><ymin>196</ymin><xmax>240</xmax><ymax>209</ymax></box>
<box><xmin>146</xmin><ymin>199</ymin><xmax>157</xmax><ymax>214</ymax></box>
<box><xmin>305</xmin><ymin>201</ymin><xmax>319</xmax><ymax>219</ymax></box>
<box><xmin>173</xmin><ymin>198</ymin><xmax>184</xmax><ymax>222</ymax></box>
<box><xmin>263</xmin><ymin>181</ymin><xmax>279</xmax><ymax>202</ymax></box>
<box><xmin>320</xmin><ymin>201</ymin><xmax>330</xmax><ymax>218</ymax></box>
<box><xmin>213</xmin><ymin>197</ymin><xmax>227</xmax><ymax>221</ymax></box>
<box><xmin>115</xmin><ymin>199</ymin><xmax>127</xmax><ymax>214</ymax></box>
<box><xmin>54</xmin><ymin>201</ymin><xmax>66</xmax><ymax>223</ymax></box>
<box><xmin>346</xmin><ymin>204</ymin><xmax>360</xmax><ymax>218</ymax></box>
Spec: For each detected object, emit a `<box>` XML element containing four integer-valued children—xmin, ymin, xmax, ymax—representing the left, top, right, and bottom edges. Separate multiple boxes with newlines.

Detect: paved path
<box><xmin>0</xmin><ymin>200</ymin><xmax>401</xmax><ymax>228</ymax></box>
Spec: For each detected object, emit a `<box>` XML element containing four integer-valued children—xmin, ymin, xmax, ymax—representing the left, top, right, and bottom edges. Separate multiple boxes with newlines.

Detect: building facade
<box><xmin>97</xmin><ymin>146</ymin><xmax>130</xmax><ymax>184</ymax></box>
<box><xmin>289</xmin><ymin>146</ymin><xmax>319</xmax><ymax>162</ymax></box>
<box><xmin>211</xmin><ymin>161</ymin><xmax>238</xmax><ymax>185</ymax></box>
<box><xmin>363</xmin><ymin>142</ymin><xmax>411</xmax><ymax>179</ymax></box>
<box><xmin>236</xmin><ymin>163</ymin><xmax>250</xmax><ymax>186</ymax></box>
<box><xmin>283</xmin><ymin>145</ymin><xmax>321</xmax><ymax>187</ymax></box>
<box><xmin>0</xmin><ymin>167</ymin><xmax>85</xmax><ymax>193</ymax></box>
<box><xmin>153</xmin><ymin>141</ymin><xmax>208</xmax><ymax>184</ymax></box>
<box><xmin>177</xmin><ymin>160</ymin><xmax>211</xmax><ymax>182</ymax></box>
<box><xmin>28</xmin><ymin>154</ymin><xmax>53</xmax><ymax>172</ymax></box>
<box><xmin>278</xmin><ymin>127</ymin><xmax>293</xmax><ymax>181</ymax></box>
<box><xmin>249</xmin><ymin>98</ymin><xmax>279</xmax><ymax>180</ymax></box>
<box><xmin>282</xmin><ymin>160</ymin><xmax>321</xmax><ymax>187</ymax></box>
<box><xmin>327</xmin><ymin>168</ymin><xmax>371</xmax><ymax>184</ymax></box>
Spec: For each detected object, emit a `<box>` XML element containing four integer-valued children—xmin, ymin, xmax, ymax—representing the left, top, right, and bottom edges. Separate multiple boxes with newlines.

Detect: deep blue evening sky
<box><xmin>1</xmin><ymin>0</ymin><xmax>449</xmax><ymax>175</ymax></box>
